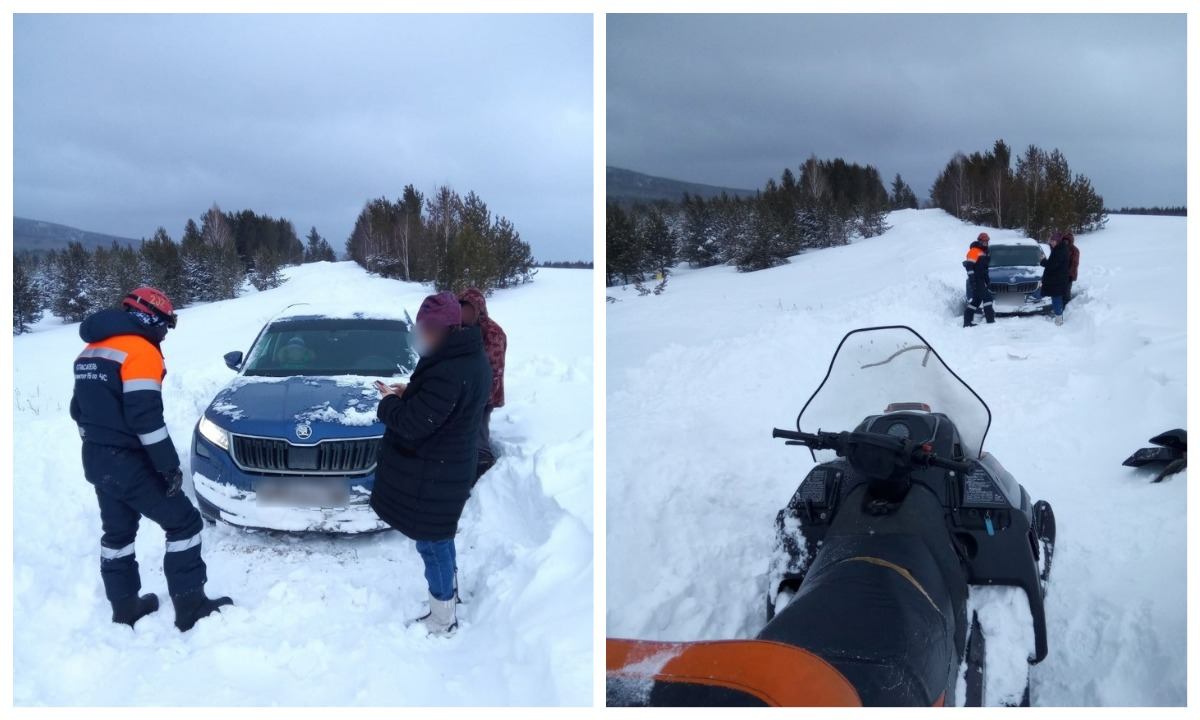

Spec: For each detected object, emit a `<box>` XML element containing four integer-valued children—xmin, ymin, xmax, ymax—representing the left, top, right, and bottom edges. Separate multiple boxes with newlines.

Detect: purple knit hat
<box><xmin>1050</xmin><ymin>232</ymin><xmax>1064</xmax><ymax>244</ymax></box>
<box><xmin>416</xmin><ymin>291</ymin><xmax>462</xmax><ymax>329</ymax></box>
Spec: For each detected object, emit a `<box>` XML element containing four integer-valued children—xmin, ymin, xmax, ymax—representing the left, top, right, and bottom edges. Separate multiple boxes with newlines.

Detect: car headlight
<box><xmin>198</xmin><ymin>415</ymin><xmax>231</xmax><ymax>452</ymax></box>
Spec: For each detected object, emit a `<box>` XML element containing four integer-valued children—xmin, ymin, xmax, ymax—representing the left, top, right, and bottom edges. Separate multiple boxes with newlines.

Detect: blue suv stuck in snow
<box><xmin>965</xmin><ymin>241</ymin><xmax>1052</xmax><ymax>316</ymax></box>
<box><xmin>191</xmin><ymin>306</ymin><xmax>417</xmax><ymax>533</ymax></box>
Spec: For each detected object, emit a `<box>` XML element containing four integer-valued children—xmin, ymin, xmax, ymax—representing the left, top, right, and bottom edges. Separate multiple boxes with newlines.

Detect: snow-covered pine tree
<box><xmin>201</xmin><ymin>204</ymin><xmax>244</xmax><ymax>300</ymax></box>
<box><xmin>181</xmin><ymin>218</ymin><xmax>215</xmax><ymax>303</ymax></box>
<box><xmin>13</xmin><ymin>253</ymin><xmax>44</xmax><ymax>333</ymax></box>
<box><xmin>249</xmin><ymin>245</ymin><xmax>285</xmax><ymax>291</ymax></box>
<box><xmin>50</xmin><ymin>241</ymin><xmax>95</xmax><ymax>322</ymax></box>
<box><xmin>605</xmin><ymin>202</ymin><xmax>642</xmax><ymax>287</ymax></box>
<box><xmin>304</xmin><ymin>226</ymin><xmax>336</xmax><ymax>263</ymax></box>
<box><xmin>637</xmin><ymin>208</ymin><xmax>676</xmax><ymax>279</ymax></box>
<box><xmin>140</xmin><ymin>227</ymin><xmax>190</xmax><ymax>307</ymax></box>
<box><xmin>678</xmin><ymin>194</ymin><xmax>721</xmax><ymax>268</ymax></box>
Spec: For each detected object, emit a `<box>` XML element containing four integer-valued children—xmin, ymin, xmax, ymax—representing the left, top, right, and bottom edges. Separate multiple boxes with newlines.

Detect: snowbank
<box><xmin>14</xmin><ymin>261</ymin><xmax>593</xmax><ymax>706</ymax></box>
<box><xmin>606</xmin><ymin>210</ymin><xmax>1185</xmax><ymax>706</ymax></box>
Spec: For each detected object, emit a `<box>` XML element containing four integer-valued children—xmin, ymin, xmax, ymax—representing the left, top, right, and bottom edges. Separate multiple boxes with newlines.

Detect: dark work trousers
<box><xmin>82</xmin><ymin>443</ymin><xmax>207</xmax><ymax>601</ymax></box>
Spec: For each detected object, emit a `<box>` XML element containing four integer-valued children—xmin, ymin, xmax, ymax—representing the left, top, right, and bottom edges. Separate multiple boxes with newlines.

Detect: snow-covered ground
<box><xmin>14</xmin><ymin>262</ymin><xmax>593</xmax><ymax>706</ymax></box>
<box><xmin>606</xmin><ymin>210</ymin><xmax>1186</xmax><ymax>706</ymax></box>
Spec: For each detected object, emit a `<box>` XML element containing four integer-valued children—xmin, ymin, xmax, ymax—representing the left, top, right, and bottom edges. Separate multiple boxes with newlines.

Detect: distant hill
<box><xmin>14</xmin><ymin>217</ymin><xmax>139</xmax><ymax>256</ymax></box>
<box><xmin>606</xmin><ymin>166</ymin><xmax>755</xmax><ymax>207</ymax></box>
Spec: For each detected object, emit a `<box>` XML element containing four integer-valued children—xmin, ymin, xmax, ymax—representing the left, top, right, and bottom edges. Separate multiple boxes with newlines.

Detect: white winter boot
<box><xmin>1054</xmin><ymin>315</ymin><xmax>1064</xmax><ymax>326</ymax></box>
<box><xmin>417</xmin><ymin>593</ymin><xmax>458</xmax><ymax>637</ymax></box>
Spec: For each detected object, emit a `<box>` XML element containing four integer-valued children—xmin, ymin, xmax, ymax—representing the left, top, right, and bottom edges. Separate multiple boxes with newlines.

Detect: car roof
<box><xmin>270</xmin><ymin>303</ymin><xmax>413</xmax><ymax>324</ymax></box>
<box><xmin>989</xmin><ymin>239</ymin><xmax>1043</xmax><ymax>248</ymax></box>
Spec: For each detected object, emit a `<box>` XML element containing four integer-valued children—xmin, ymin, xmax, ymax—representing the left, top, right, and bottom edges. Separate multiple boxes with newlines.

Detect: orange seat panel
<box><xmin>607</xmin><ymin>638</ymin><xmax>863</xmax><ymax>707</ymax></box>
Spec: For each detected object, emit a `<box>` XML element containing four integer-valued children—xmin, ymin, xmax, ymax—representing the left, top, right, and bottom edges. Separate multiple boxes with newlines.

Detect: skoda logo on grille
<box><xmin>295</xmin><ymin>423</ymin><xmax>312</xmax><ymax>440</ymax></box>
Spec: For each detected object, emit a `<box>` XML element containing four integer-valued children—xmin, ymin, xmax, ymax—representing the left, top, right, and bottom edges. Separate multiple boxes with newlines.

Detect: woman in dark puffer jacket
<box><xmin>370</xmin><ymin>291</ymin><xmax>491</xmax><ymax>636</ymax></box>
<box><xmin>1038</xmin><ymin>232</ymin><xmax>1072</xmax><ymax>325</ymax></box>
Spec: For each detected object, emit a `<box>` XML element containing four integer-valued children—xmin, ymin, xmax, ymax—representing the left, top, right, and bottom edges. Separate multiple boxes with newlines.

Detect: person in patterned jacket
<box><xmin>457</xmin><ymin>287</ymin><xmax>507</xmax><ymax>482</ymax></box>
<box><xmin>71</xmin><ymin>287</ymin><xmax>233</xmax><ymax>631</ymax></box>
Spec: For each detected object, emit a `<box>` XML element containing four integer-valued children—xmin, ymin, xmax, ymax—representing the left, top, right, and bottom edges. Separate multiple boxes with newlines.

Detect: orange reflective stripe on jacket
<box><xmin>965</xmin><ymin>247</ymin><xmax>984</xmax><ymax>263</ymax></box>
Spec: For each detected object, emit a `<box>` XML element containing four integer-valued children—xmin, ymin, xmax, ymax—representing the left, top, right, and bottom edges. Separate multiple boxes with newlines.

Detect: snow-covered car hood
<box><xmin>205</xmin><ymin>375</ymin><xmax>387</xmax><ymax>441</ymax></box>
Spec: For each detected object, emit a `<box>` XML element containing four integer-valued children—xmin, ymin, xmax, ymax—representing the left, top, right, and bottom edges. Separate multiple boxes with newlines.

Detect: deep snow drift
<box><xmin>606</xmin><ymin>210</ymin><xmax>1185</xmax><ymax>706</ymax></box>
<box><xmin>14</xmin><ymin>263</ymin><xmax>593</xmax><ymax>706</ymax></box>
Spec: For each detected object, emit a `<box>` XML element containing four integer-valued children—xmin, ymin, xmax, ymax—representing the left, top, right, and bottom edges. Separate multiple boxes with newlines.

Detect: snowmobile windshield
<box><xmin>797</xmin><ymin>326</ymin><xmax>992</xmax><ymax>458</ymax></box>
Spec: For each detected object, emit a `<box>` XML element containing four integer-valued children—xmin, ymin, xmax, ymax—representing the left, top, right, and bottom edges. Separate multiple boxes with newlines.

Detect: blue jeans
<box><xmin>1028</xmin><ymin>290</ymin><xmax>1064</xmax><ymax>317</ymax></box>
<box><xmin>415</xmin><ymin>539</ymin><xmax>457</xmax><ymax>601</ymax></box>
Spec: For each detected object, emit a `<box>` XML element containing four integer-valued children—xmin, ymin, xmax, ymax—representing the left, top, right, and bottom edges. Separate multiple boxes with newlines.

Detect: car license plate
<box><xmin>255</xmin><ymin>478</ymin><xmax>350</xmax><ymax>508</ymax></box>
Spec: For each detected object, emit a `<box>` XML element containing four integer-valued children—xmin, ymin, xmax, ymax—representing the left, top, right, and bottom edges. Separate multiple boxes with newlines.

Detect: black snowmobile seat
<box><xmin>757</xmin><ymin>533</ymin><xmax>961</xmax><ymax>707</ymax></box>
<box><xmin>606</xmin><ymin>638</ymin><xmax>862</xmax><ymax>707</ymax></box>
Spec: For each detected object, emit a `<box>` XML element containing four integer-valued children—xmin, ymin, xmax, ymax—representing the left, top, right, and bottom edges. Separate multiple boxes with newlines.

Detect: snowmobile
<box><xmin>607</xmin><ymin>326</ymin><xmax>1056</xmax><ymax>707</ymax></box>
<box><xmin>1123</xmin><ymin>429</ymin><xmax>1186</xmax><ymax>483</ymax></box>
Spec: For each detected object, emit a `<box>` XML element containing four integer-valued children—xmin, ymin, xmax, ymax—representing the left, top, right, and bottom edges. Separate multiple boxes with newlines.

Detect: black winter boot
<box><xmin>963</xmin><ymin>306</ymin><xmax>976</xmax><ymax>328</ymax></box>
<box><xmin>172</xmin><ymin>589</ymin><xmax>234</xmax><ymax>632</ymax></box>
<box><xmin>111</xmin><ymin>593</ymin><xmax>159</xmax><ymax>627</ymax></box>
<box><xmin>984</xmin><ymin>305</ymin><xmax>996</xmax><ymax>324</ymax></box>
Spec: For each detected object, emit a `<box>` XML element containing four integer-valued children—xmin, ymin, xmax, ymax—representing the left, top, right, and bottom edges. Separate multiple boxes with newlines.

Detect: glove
<box><xmin>162</xmin><ymin>467</ymin><xmax>183</xmax><ymax>497</ymax></box>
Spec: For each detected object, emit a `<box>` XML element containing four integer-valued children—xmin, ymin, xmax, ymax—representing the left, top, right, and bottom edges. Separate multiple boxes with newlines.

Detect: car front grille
<box><xmin>231</xmin><ymin>435</ymin><xmax>381</xmax><ymax>475</ymax></box>
<box><xmin>989</xmin><ymin>281</ymin><xmax>1040</xmax><ymax>294</ymax></box>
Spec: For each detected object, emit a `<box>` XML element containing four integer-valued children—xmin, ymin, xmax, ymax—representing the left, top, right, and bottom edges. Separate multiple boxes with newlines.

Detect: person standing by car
<box><xmin>457</xmin><ymin>287</ymin><xmax>506</xmax><ymax>482</ymax></box>
<box><xmin>1063</xmin><ymin>231</ymin><xmax>1080</xmax><ymax>306</ymax></box>
<box><xmin>963</xmin><ymin>232</ymin><xmax>995</xmax><ymax>327</ymax></box>
<box><xmin>371</xmin><ymin>291</ymin><xmax>491</xmax><ymax>637</ymax></box>
<box><xmin>71</xmin><ymin>287</ymin><xmax>233</xmax><ymax>631</ymax></box>
<box><xmin>1037</xmin><ymin>232</ymin><xmax>1071</xmax><ymax>325</ymax></box>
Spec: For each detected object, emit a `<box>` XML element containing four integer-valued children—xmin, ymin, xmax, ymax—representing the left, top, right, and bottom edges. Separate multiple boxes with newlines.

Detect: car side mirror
<box><xmin>224</xmin><ymin>351</ymin><xmax>244</xmax><ymax>371</ymax></box>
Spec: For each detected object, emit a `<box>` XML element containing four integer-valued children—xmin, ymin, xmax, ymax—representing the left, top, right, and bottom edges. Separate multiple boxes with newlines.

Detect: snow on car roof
<box><xmin>269</xmin><ymin>303</ymin><xmax>413</xmax><ymax>324</ymax></box>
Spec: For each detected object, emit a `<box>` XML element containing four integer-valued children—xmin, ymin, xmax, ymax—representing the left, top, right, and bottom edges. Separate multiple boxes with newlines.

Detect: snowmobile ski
<box><xmin>1123</xmin><ymin>446</ymin><xmax>1183</xmax><ymax>468</ymax></box>
<box><xmin>1148</xmin><ymin>428</ymin><xmax>1186</xmax><ymax>452</ymax></box>
<box><xmin>1125</xmin><ymin>429</ymin><xmax>1186</xmax><ymax>481</ymax></box>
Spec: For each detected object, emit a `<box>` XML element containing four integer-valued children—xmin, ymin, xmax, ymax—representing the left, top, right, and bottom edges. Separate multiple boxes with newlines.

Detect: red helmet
<box><xmin>977</xmin><ymin>232</ymin><xmax>990</xmax><ymax>242</ymax></box>
<box><xmin>123</xmin><ymin>287</ymin><xmax>178</xmax><ymax>328</ymax></box>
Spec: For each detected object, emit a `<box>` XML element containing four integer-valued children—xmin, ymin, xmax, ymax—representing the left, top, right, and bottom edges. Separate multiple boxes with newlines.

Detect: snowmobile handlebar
<box><xmin>773</xmin><ymin>428</ymin><xmax>975</xmax><ymax>475</ymax></box>
<box><xmin>772</xmin><ymin>428</ymin><xmax>841</xmax><ymax>450</ymax></box>
<box><xmin>911</xmin><ymin>448</ymin><xmax>974</xmax><ymax>475</ymax></box>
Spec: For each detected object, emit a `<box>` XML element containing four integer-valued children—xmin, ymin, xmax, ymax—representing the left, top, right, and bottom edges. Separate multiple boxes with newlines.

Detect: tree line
<box><xmin>15</xmin><ymin>184</ymin><xmax>539</xmax><ymax>333</ymax></box>
<box><xmin>607</xmin><ymin>155</ymin><xmax>895</xmax><ymax>286</ymax></box>
<box><xmin>930</xmin><ymin>139</ymin><xmax>1107</xmax><ymax>240</ymax></box>
<box><xmin>13</xmin><ymin>204</ymin><xmax>341</xmax><ymax>333</ymax></box>
<box><xmin>345</xmin><ymin>184</ymin><xmax>537</xmax><ymax>294</ymax></box>
<box><xmin>540</xmin><ymin>260</ymin><xmax>593</xmax><ymax>269</ymax></box>
<box><xmin>1107</xmin><ymin>206</ymin><xmax>1186</xmax><ymax>216</ymax></box>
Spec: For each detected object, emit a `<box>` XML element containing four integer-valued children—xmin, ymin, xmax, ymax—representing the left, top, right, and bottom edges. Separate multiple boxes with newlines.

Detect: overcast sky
<box><xmin>15</xmin><ymin>14</ymin><xmax>593</xmax><ymax>260</ymax></box>
<box><xmin>609</xmin><ymin>14</ymin><xmax>1186</xmax><ymax>208</ymax></box>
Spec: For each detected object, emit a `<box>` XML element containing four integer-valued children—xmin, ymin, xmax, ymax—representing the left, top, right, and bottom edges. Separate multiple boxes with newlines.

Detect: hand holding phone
<box><xmin>374</xmin><ymin>380</ymin><xmax>393</xmax><ymax>395</ymax></box>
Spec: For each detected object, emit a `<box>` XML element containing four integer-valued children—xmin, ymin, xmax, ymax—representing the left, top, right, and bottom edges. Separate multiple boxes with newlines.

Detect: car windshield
<box><xmin>243</xmin><ymin>318</ymin><xmax>417</xmax><ymax>377</ymax></box>
<box><xmin>988</xmin><ymin>244</ymin><xmax>1041</xmax><ymax>267</ymax></box>
<box><xmin>797</xmin><ymin>326</ymin><xmax>992</xmax><ymax>457</ymax></box>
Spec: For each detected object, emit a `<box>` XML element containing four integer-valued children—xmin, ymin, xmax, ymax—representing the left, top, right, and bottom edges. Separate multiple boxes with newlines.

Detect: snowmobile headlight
<box><xmin>198</xmin><ymin>415</ymin><xmax>231</xmax><ymax>452</ymax></box>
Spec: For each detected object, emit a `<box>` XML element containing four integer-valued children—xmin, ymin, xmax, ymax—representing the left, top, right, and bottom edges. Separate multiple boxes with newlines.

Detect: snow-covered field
<box><xmin>14</xmin><ymin>263</ymin><xmax>593</xmax><ymax>706</ymax></box>
<box><xmin>606</xmin><ymin>210</ymin><xmax>1186</xmax><ymax>706</ymax></box>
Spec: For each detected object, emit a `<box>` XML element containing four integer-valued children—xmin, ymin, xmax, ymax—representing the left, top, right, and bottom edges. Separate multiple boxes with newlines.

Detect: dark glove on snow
<box><xmin>162</xmin><ymin>467</ymin><xmax>183</xmax><ymax>497</ymax></box>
